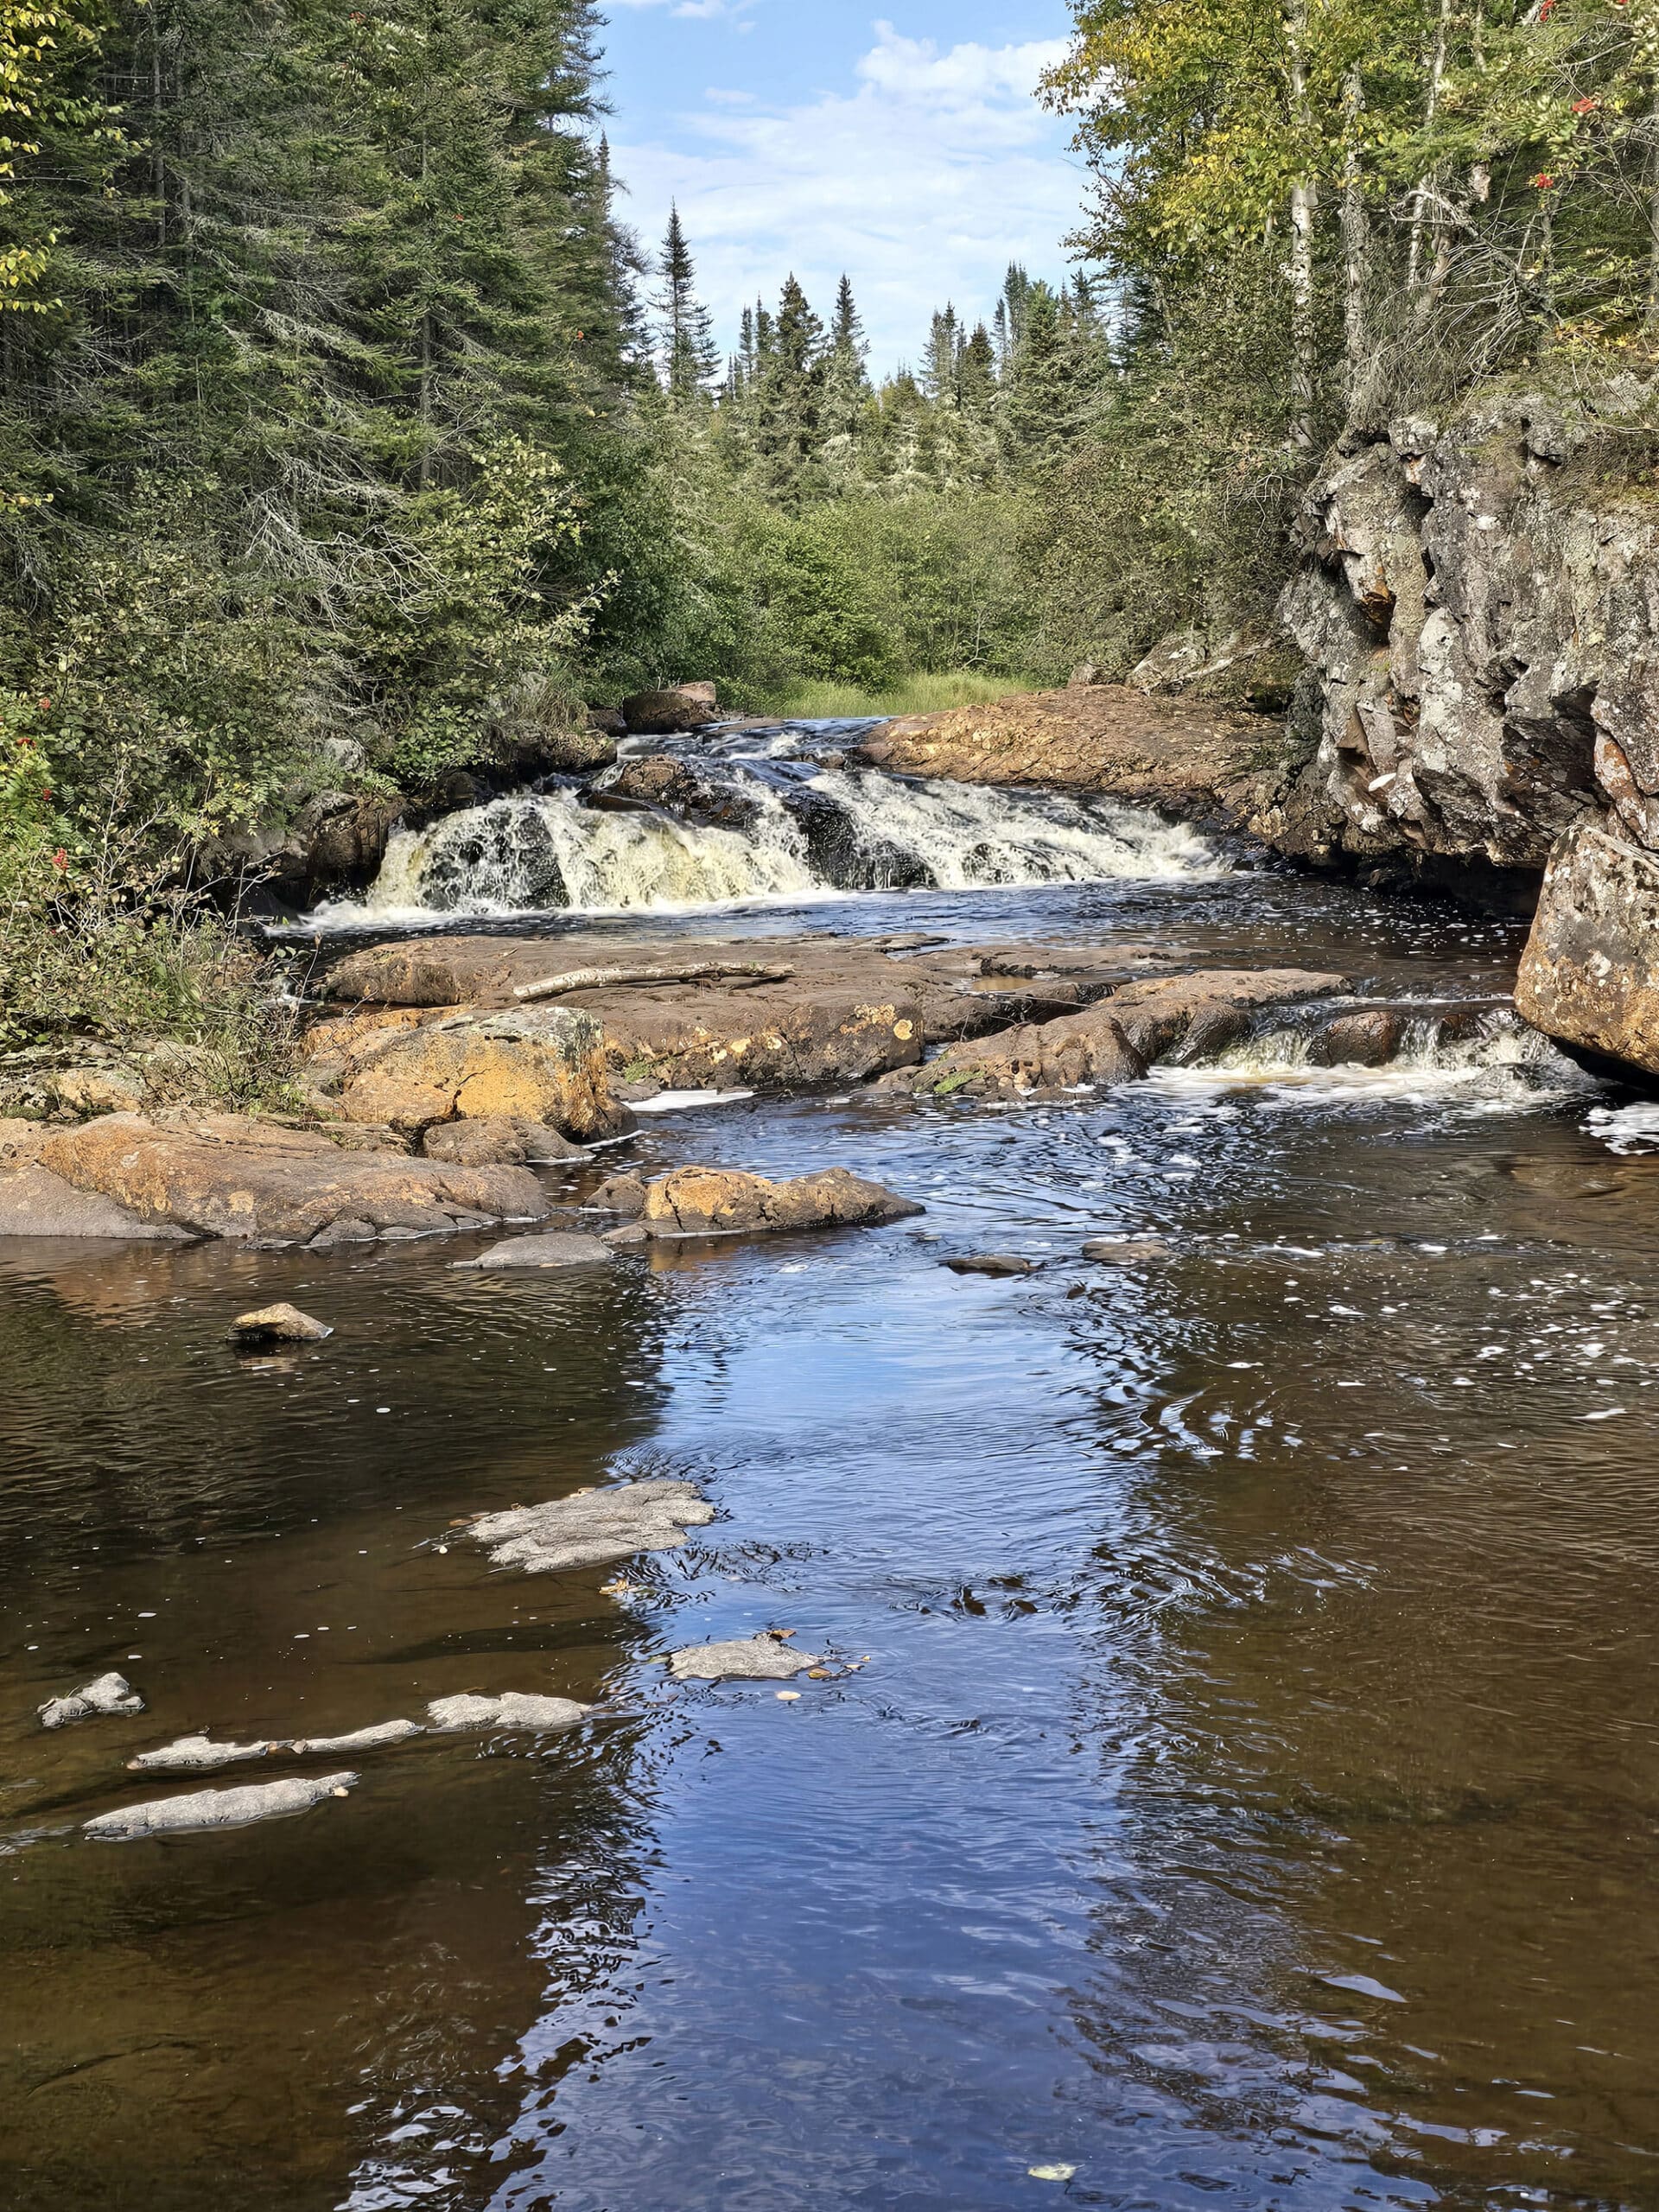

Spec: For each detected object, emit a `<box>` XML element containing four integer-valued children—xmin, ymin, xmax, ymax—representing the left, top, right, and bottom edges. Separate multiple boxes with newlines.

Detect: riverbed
<box><xmin>3</xmin><ymin>778</ymin><xmax>1658</xmax><ymax>2209</ymax></box>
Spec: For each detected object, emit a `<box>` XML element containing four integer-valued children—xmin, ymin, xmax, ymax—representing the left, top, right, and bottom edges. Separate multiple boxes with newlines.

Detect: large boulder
<box><xmin>333</xmin><ymin>1007</ymin><xmax>629</xmax><ymax>1140</ymax></box>
<box><xmin>31</xmin><ymin>1114</ymin><xmax>550</xmax><ymax>1247</ymax></box>
<box><xmin>639</xmin><ymin>1164</ymin><xmax>921</xmax><ymax>1237</ymax></box>
<box><xmin>621</xmin><ymin>683</ymin><xmax>719</xmax><ymax>736</ymax></box>
<box><xmin>1515</xmin><ymin>817</ymin><xmax>1659</xmax><ymax>1074</ymax></box>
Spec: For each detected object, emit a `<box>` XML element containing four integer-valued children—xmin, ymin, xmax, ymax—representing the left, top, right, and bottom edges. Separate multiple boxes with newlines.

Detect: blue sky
<box><xmin>598</xmin><ymin>2</ymin><xmax>1084</xmax><ymax>377</ymax></box>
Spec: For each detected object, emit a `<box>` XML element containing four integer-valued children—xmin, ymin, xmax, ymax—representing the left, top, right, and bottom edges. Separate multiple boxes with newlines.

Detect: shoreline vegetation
<box><xmin>5</xmin><ymin>0</ymin><xmax>1659</xmax><ymax>1093</ymax></box>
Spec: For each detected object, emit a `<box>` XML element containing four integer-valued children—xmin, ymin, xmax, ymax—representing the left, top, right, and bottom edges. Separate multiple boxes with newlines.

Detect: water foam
<box><xmin>322</xmin><ymin>764</ymin><xmax>1216</xmax><ymax>925</ymax></box>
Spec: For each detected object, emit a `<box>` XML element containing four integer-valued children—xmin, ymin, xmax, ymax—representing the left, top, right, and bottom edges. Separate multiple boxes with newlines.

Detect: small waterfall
<box><xmin>330</xmin><ymin>760</ymin><xmax>1217</xmax><ymax>922</ymax></box>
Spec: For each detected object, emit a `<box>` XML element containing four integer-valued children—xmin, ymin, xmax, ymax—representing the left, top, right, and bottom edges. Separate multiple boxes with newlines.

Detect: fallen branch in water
<box><xmin>513</xmin><ymin>961</ymin><xmax>795</xmax><ymax>1003</ymax></box>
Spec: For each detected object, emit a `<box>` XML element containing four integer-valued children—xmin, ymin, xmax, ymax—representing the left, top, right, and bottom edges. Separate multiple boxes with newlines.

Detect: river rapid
<box><xmin>3</xmin><ymin>728</ymin><xmax>1658</xmax><ymax>2211</ymax></box>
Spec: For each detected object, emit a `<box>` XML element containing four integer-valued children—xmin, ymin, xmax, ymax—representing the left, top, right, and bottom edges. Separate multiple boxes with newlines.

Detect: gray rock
<box><xmin>129</xmin><ymin>1735</ymin><xmax>276</xmax><ymax>1774</ymax></box>
<box><xmin>1515</xmin><ymin>818</ymin><xmax>1659</xmax><ymax>1076</ymax></box>
<box><xmin>85</xmin><ymin>1771</ymin><xmax>358</xmax><ymax>1841</ymax></box>
<box><xmin>944</xmin><ymin>1254</ymin><xmax>1039</xmax><ymax>1277</ymax></box>
<box><xmin>289</xmin><ymin>1719</ymin><xmax>425</xmax><ymax>1756</ymax></box>
<box><xmin>40</xmin><ymin>1672</ymin><xmax>145</xmax><ymax>1730</ymax></box>
<box><xmin>425</xmin><ymin>1693</ymin><xmax>590</xmax><ymax>1732</ymax></box>
<box><xmin>465</xmin><ymin>1479</ymin><xmax>714</xmax><ymax>1576</ymax></box>
<box><xmin>228</xmin><ymin>1303</ymin><xmax>333</xmax><ymax>1347</ymax></box>
<box><xmin>1081</xmin><ymin>1237</ymin><xmax>1171</xmax><ymax>1264</ymax></box>
<box><xmin>584</xmin><ymin>1172</ymin><xmax>648</xmax><ymax>1217</ymax></box>
<box><xmin>452</xmin><ymin>1230</ymin><xmax>615</xmax><ymax>1271</ymax></box>
<box><xmin>666</xmin><ymin>1634</ymin><xmax>824</xmax><ymax>1683</ymax></box>
<box><xmin>0</xmin><ymin>1159</ymin><xmax>193</xmax><ymax>1242</ymax></box>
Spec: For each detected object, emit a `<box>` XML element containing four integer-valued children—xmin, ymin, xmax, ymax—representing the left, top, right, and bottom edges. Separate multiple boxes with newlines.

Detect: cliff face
<box><xmin>1281</xmin><ymin>383</ymin><xmax>1659</xmax><ymax>874</ymax></box>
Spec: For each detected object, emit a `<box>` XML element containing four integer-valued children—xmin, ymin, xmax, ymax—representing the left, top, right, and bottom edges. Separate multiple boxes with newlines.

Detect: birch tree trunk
<box><xmin>1341</xmin><ymin>69</ymin><xmax>1369</xmax><ymax>418</ymax></box>
<box><xmin>1407</xmin><ymin>0</ymin><xmax>1454</xmax><ymax>295</ymax></box>
<box><xmin>1286</xmin><ymin>0</ymin><xmax>1317</xmax><ymax>448</ymax></box>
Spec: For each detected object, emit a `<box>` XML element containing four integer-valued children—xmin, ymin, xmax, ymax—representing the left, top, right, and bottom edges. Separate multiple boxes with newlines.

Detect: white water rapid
<box><xmin>324</xmin><ymin>762</ymin><xmax>1217</xmax><ymax>924</ymax></box>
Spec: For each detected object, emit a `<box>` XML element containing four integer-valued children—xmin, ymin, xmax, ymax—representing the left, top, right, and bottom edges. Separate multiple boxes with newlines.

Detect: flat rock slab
<box><xmin>85</xmin><ymin>1772</ymin><xmax>358</xmax><ymax>1841</ymax></box>
<box><xmin>228</xmin><ymin>1303</ymin><xmax>333</xmax><ymax>1346</ymax></box>
<box><xmin>40</xmin><ymin>1672</ymin><xmax>144</xmax><ymax>1730</ymax></box>
<box><xmin>34</xmin><ymin>1114</ymin><xmax>550</xmax><ymax>1248</ymax></box>
<box><xmin>466</xmin><ymin>1479</ymin><xmax>715</xmax><ymax>1575</ymax></box>
<box><xmin>944</xmin><ymin>1254</ymin><xmax>1039</xmax><ymax>1277</ymax></box>
<box><xmin>1082</xmin><ymin>1238</ymin><xmax>1173</xmax><ymax>1264</ymax></box>
<box><xmin>1100</xmin><ymin>969</ymin><xmax>1351</xmax><ymax>1062</ymax></box>
<box><xmin>454</xmin><ymin>1231</ymin><xmax>615</xmax><ymax>1271</ymax></box>
<box><xmin>0</xmin><ymin>1157</ymin><xmax>194</xmax><ymax>1242</ymax></box>
<box><xmin>666</xmin><ymin>1635</ymin><xmax>825</xmax><ymax>1682</ymax></box>
<box><xmin>641</xmin><ymin>1164</ymin><xmax>922</xmax><ymax>1237</ymax></box>
<box><xmin>426</xmin><ymin>1693</ymin><xmax>590</xmax><ymax>1732</ymax></box>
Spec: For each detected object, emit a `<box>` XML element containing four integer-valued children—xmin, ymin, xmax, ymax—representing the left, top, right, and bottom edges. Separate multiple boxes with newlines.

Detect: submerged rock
<box><xmin>944</xmin><ymin>1254</ymin><xmax>1039</xmax><ymax>1277</ymax></box>
<box><xmin>454</xmin><ymin>1231</ymin><xmax>615</xmax><ymax>1271</ymax></box>
<box><xmin>130</xmin><ymin>1735</ymin><xmax>276</xmax><ymax>1774</ymax></box>
<box><xmin>40</xmin><ymin>1672</ymin><xmax>145</xmax><ymax>1730</ymax></box>
<box><xmin>465</xmin><ymin>1479</ymin><xmax>714</xmax><ymax>1575</ymax></box>
<box><xmin>666</xmin><ymin>1633</ymin><xmax>825</xmax><ymax>1683</ymax></box>
<box><xmin>1081</xmin><ymin>1237</ymin><xmax>1172</xmax><ymax>1264</ymax></box>
<box><xmin>289</xmin><ymin>1719</ymin><xmax>425</xmax><ymax>1756</ymax></box>
<box><xmin>228</xmin><ymin>1303</ymin><xmax>333</xmax><ymax>1347</ymax></box>
<box><xmin>421</xmin><ymin>1116</ymin><xmax>588</xmax><ymax>1167</ymax></box>
<box><xmin>425</xmin><ymin>1692</ymin><xmax>590</xmax><ymax>1732</ymax></box>
<box><xmin>640</xmin><ymin>1164</ymin><xmax>922</xmax><ymax>1237</ymax></box>
<box><xmin>32</xmin><ymin>1114</ymin><xmax>550</xmax><ymax>1249</ymax></box>
<box><xmin>85</xmin><ymin>1772</ymin><xmax>358</xmax><ymax>1841</ymax></box>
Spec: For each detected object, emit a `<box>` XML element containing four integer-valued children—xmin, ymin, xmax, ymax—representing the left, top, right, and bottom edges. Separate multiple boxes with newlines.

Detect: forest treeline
<box><xmin>3</xmin><ymin>0</ymin><xmax>1657</xmax><ymax>984</ymax></box>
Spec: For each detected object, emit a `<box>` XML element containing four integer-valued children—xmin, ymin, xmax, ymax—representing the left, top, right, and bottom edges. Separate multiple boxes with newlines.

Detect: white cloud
<box><xmin>610</xmin><ymin>22</ymin><xmax>1081</xmax><ymax>374</ymax></box>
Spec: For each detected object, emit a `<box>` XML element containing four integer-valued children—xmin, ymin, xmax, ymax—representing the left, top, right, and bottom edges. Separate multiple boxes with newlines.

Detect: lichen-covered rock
<box><xmin>639</xmin><ymin>1164</ymin><xmax>922</xmax><ymax>1237</ymax></box>
<box><xmin>40</xmin><ymin>1672</ymin><xmax>144</xmax><ymax>1730</ymax></box>
<box><xmin>1515</xmin><ymin>817</ymin><xmax>1659</xmax><ymax>1074</ymax></box>
<box><xmin>334</xmin><ymin>1007</ymin><xmax>629</xmax><ymax>1140</ymax></box>
<box><xmin>228</xmin><ymin>1303</ymin><xmax>333</xmax><ymax>1346</ymax></box>
<box><xmin>892</xmin><ymin>1003</ymin><xmax>1145</xmax><ymax>1101</ymax></box>
<box><xmin>666</xmin><ymin>1634</ymin><xmax>824</xmax><ymax>1683</ymax></box>
<box><xmin>421</xmin><ymin>1116</ymin><xmax>588</xmax><ymax>1166</ymax></box>
<box><xmin>85</xmin><ymin>1772</ymin><xmax>358</xmax><ymax>1841</ymax></box>
<box><xmin>35</xmin><ymin>1114</ymin><xmax>550</xmax><ymax>1247</ymax></box>
<box><xmin>465</xmin><ymin>1479</ymin><xmax>714</xmax><ymax>1575</ymax></box>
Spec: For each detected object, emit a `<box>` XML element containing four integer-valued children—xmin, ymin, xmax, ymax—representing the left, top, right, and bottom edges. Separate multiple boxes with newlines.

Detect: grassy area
<box><xmin>771</xmin><ymin>671</ymin><xmax>1041</xmax><ymax>721</ymax></box>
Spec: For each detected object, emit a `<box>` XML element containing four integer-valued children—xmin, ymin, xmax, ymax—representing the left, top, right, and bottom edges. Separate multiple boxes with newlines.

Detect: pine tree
<box><xmin>655</xmin><ymin>203</ymin><xmax>720</xmax><ymax>405</ymax></box>
<box><xmin>922</xmin><ymin>305</ymin><xmax>961</xmax><ymax>405</ymax></box>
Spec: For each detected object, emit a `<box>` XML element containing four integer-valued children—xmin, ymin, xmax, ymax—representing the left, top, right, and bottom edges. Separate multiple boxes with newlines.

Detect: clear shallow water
<box><xmin>7</xmin><ymin>855</ymin><xmax>1659</xmax><ymax>2210</ymax></box>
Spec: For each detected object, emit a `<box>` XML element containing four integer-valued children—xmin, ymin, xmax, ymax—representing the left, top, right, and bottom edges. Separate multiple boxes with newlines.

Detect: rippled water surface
<box><xmin>5</xmin><ymin>833</ymin><xmax>1659</xmax><ymax>2210</ymax></box>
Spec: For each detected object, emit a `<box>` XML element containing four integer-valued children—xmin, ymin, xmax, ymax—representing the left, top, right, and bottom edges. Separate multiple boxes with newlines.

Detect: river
<box><xmin>3</xmin><ymin>726</ymin><xmax>1656</xmax><ymax>2210</ymax></box>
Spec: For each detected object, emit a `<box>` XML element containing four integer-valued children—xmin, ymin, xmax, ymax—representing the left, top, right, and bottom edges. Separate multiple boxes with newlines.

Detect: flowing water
<box><xmin>6</xmin><ymin>732</ymin><xmax>1659</xmax><ymax>2211</ymax></box>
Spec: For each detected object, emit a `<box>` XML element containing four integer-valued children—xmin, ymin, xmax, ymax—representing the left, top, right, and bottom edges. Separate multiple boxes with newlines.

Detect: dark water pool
<box><xmin>4</xmin><ymin>867</ymin><xmax>1658</xmax><ymax>2211</ymax></box>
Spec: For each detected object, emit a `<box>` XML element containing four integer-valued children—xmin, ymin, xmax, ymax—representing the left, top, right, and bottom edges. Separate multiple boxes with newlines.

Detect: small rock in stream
<box><xmin>1081</xmin><ymin>1238</ymin><xmax>1171</xmax><ymax>1264</ymax></box>
<box><xmin>39</xmin><ymin>1672</ymin><xmax>145</xmax><ymax>1731</ymax></box>
<box><xmin>666</xmin><ymin>1633</ymin><xmax>825</xmax><ymax>1683</ymax></box>
<box><xmin>85</xmin><ymin>1772</ymin><xmax>359</xmax><ymax>1841</ymax></box>
<box><xmin>464</xmin><ymin>1479</ymin><xmax>714</xmax><ymax>1575</ymax></box>
<box><xmin>944</xmin><ymin>1254</ymin><xmax>1039</xmax><ymax>1277</ymax></box>
<box><xmin>289</xmin><ymin>1719</ymin><xmax>426</xmax><ymax>1757</ymax></box>
<box><xmin>453</xmin><ymin>1231</ymin><xmax>615</xmax><ymax>1270</ymax></box>
<box><xmin>426</xmin><ymin>1693</ymin><xmax>591</xmax><ymax>1732</ymax></box>
<box><xmin>228</xmin><ymin>1303</ymin><xmax>333</xmax><ymax>1347</ymax></box>
<box><xmin>130</xmin><ymin>1734</ymin><xmax>276</xmax><ymax>1774</ymax></box>
<box><xmin>584</xmin><ymin>1172</ymin><xmax>649</xmax><ymax>1217</ymax></box>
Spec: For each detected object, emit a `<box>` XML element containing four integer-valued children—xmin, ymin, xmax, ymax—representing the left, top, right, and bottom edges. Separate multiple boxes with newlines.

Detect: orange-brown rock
<box><xmin>640</xmin><ymin>1164</ymin><xmax>923</xmax><ymax>1238</ymax></box>
<box><xmin>334</xmin><ymin>1007</ymin><xmax>628</xmax><ymax>1139</ymax></box>
<box><xmin>888</xmin><ymin>1003</ymin><xmax>1147</xmax><ymax>1100</ymax></box>
<box><xmin>1093</xmin><ymin>968</ymin><xmax>1351</xmax><ymax>1062</ymax></box>
<box><xmin>33</xmin><ymin>1114</ymin><xmax>550</xmax><ymax>1247</ymax></box>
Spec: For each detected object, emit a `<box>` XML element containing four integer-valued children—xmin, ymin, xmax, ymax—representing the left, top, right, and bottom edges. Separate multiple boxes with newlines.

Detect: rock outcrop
<box><xmin>1514</xmin><ymin>819</ymin><xmax>1659</xmax><ymax>1071</ymax></box>
<box><xmin>29</xmin><ymin>1113</ymin><xmax>550</xmax><ymax>1246</ymax></box>
<box><xmin>331</xmin><ymin>1007</ymin><xmax>629</xmax><ymax>1139</ymax></box>
<box><xmin>621</xmin><ymin>683</ymin><xmax>720</xmax><ymax>735</ymax></box>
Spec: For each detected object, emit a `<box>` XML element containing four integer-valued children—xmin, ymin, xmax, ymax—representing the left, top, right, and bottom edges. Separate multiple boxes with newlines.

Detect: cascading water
<box><xmin>326</xmin><ymin>743</ymin><xmax>1217</xmax><ymax>923</ymax></box>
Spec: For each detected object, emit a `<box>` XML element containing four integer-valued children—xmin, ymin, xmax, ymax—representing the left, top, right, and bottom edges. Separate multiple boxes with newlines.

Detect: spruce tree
<box><xmin>822</xmin><ymin>275</ymin><xmax>870</xmax><ymax>443</ymax></box>
<box><xmin>655</xmin><ymin>204</ymin><xmax>720</xmax><ymax>405</ymax></box>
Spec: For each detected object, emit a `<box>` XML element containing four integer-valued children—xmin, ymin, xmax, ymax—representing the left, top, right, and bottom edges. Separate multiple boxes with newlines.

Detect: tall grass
<box><xmin>771</xmin><ymin>671</ymin><xmax>1041</xmax><ymax>721</ymax></box>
